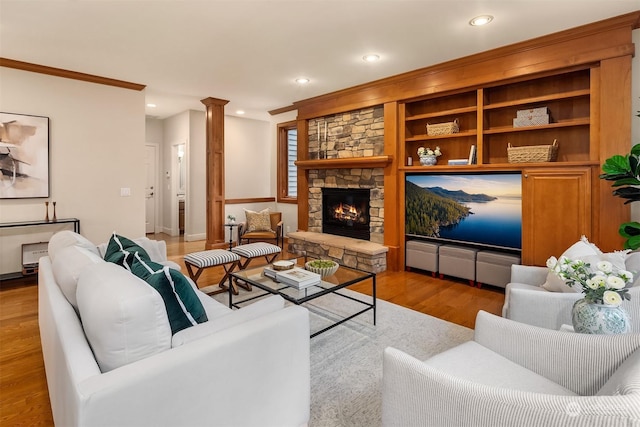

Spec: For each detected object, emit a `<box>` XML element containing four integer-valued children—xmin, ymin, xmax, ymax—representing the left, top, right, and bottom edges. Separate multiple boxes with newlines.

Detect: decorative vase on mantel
<box><xmin>419</xmin><ymin>155</ymin><xmax>438</xmax><ymax>166</ymax></box>
<box><xmin>571</xmin><ymin>298</ymin><xmax>630</xmax><ymax>334</ymax></box>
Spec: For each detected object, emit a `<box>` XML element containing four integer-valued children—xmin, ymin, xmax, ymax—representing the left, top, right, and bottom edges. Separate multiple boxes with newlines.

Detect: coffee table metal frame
<box><xmin>228</xmin><ymin>255</ymin><xmax>376</xmax><ymax>338</ymax></box>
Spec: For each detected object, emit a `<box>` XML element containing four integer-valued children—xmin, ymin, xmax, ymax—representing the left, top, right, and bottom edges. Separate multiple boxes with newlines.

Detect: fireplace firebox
<box><xmin>322</xmin><ymin>188</ymin><xmax>370</xmax><ymax>240</ymax></box>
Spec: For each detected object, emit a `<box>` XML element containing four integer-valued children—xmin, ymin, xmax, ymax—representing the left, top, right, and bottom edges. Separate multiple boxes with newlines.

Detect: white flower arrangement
<box><xmin>546</xmin><ymin>256</ymin><xmax>633</xmax><ymax>306</ymax></box>
<box><xmin>417</xmin><ymin>146</ymin><xmax>441</xmax><ymax>157</ymax></box>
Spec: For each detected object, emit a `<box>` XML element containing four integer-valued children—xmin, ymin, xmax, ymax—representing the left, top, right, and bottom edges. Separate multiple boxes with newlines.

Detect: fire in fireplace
<box><xmin>322</xmin><ymin>188</ymin><xmax>370</xmax><ymax>240</ymax></box>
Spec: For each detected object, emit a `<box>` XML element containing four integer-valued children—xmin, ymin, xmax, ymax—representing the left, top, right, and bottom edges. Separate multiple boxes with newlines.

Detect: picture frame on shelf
<box><xmin>0</xmin><ymin>112</ymin><xmax>50</xmax><ymax>199</ymax></box>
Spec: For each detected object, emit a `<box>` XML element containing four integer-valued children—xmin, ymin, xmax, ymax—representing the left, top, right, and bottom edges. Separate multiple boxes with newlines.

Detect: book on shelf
<box><xmin>447</xmin><ymin>159</ymin><xmax>468</xmax><ymax>165</ymax></box>
<box><xmin>468</xmin><ymin>144</ymin><xmax>477</xmax><ymax>165</ymax></box>
<box><xmin>275</xmin><ymin>267</ymin><xmax>321</xmax><ymax>289</ymax></box>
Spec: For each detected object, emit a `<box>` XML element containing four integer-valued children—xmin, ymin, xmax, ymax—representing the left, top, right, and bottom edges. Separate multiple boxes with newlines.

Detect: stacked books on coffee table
<box><xmin>264</xmin><ymin>266</ymin><xmax>321</xmax><ymax>289</ymax></box>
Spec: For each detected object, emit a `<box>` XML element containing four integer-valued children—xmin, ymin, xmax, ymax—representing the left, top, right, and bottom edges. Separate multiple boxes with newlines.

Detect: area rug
<box><xmin>208</xmin><ymin>287</ymin><xmax>474</xmax><ymax>426</ymax></box>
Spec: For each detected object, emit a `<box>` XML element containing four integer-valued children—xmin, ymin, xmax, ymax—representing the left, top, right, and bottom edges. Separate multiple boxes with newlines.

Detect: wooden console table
<box><xmin>0</xmin><ymin>218</ymin><xmax>80</xmax><ymax>281</ymax></box>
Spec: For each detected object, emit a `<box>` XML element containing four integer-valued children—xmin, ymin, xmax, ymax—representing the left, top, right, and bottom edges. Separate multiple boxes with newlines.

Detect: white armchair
<box><xmin>503</xmin><ymin>262</ymin><xmax>640</xmax><ymax>332</ymax></box>
<box><xmin>382</xmin><ymin>311</ymin><xmax>640</xmax><ymax>427</ymax></box>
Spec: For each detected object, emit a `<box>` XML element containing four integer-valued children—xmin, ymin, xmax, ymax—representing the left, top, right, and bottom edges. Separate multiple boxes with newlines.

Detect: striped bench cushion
<box><xmin>184</xmin><ymin>250</ymin><xmax>240</xmax><ymax>268</ymax></box>
<box><xmin>232</xmin><ymin>242</ymin><xmax>281</xmax><ymax>259</ymax></box>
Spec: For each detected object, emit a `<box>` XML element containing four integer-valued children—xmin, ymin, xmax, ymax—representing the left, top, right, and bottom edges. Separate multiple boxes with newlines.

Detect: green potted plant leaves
<box><xmin>600</xmin><ymin>109</ymin><xmax>640</xmax><ymax>249</ymax></box>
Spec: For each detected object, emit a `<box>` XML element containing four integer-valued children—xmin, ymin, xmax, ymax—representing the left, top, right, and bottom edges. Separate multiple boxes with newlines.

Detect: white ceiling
<box><xmin>1</xmin><ymin>1</ymin><xmax>638</xmax><ymax>121</ymax></box>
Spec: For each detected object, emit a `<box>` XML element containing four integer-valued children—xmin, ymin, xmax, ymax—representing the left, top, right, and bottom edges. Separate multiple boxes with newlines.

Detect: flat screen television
<box><xmin>405</xmin><ymin>172</ymin><xmax>522</xmax><ymax>251</ymax></box>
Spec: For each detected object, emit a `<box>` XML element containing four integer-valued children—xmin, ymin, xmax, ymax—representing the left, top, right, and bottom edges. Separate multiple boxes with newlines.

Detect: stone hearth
<box><xmin>287</xmin><ymin>231</ymin><xmax>388</xmax><ymax>273</ymax></box>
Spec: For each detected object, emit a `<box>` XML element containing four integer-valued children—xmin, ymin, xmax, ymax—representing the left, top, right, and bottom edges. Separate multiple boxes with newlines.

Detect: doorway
<box><xmin>172</xmin><ymin>143</ymin><xmax>187</xmax><ymax>237</ymax></box>
<box><xmin>144</xmin><ymin>144</ymin><xmax>158</xmax><ymax>234</ymax></box>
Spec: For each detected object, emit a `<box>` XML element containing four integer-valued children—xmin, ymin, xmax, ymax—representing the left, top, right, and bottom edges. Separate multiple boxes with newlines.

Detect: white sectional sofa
<box><xmin>39</xmin><ymin>231</ymin><xmax>310</xmax><ymax>427</ymax></box>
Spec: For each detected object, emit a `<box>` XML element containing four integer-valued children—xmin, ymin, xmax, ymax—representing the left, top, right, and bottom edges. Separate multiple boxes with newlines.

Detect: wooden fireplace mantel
<box><xmin>295</xmin><ymin>155</ymin><xmax>393</xmax><ymax>170</ymax></box>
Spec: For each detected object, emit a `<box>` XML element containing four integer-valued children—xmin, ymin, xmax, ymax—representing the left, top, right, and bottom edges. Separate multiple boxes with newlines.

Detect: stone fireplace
<box><xmin>306</xmin><ymin>106</ymin><xmax>385</xmax><ymax>244</ymax></box>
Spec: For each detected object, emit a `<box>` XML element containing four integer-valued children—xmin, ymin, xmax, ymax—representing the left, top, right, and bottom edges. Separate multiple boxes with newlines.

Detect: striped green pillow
<box><xmin>130</xmin><ymin>253</ymin><xmax>208</xmax><ymax>334</ymax></box>
<box><xmin>103</xmin><ymin>233</ymin><xmax>150</xmax><ymax>270</ymax></box>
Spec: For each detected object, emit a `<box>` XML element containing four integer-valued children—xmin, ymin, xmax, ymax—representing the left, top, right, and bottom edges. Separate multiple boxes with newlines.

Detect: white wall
<box><xmin>0</xmin><ymin>67</ymin><xmax>146</xmax><ymax>275</ymax></box>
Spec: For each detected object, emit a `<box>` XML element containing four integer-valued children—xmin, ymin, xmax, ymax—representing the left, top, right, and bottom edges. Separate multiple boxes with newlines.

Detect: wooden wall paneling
<box><xmin>596</xmin><ymin>55</ymin><xmax>633</xmax><ymax>251</ymax></box>
<box><xmin>226</xmin><ymin>197</ymin><xmax>275</xmax><ymax>204</ymax></box>
<box><xmin>0</xmin><ymin>57</ymin><xmax>146</xmax><ymax>91</ymax></box>
<box><xmin>590</xmin><ymin>66</ymin><xmax>603</xmax><ymax>246</ymax></box>
<box><xmin>296</xmin><ymin>119</ymin><xmax>310</xmax><ymax>231</ymax></box>
<box><xmin>383</xmin><ymin>101</ymin><xmax>401</xmax><ymax>270</ymax></box>
<box><xmin>522</xmin><ymin>167</ymin><xmax>592</xmax><ymax>265</ymax></box>
<box><xmin>201</xmin><ymin>97</ymin><xmax>229</xmax><ymax>249</ymax></box>
<box><xmin>590</xmin><ymin>67</ymin><xmax>601</xmax><ymax>162</ymax></box>
<box><xmin>476</xmin><ymin>89</ymin><xmax>485</xmax><ymax>165</ymax></box>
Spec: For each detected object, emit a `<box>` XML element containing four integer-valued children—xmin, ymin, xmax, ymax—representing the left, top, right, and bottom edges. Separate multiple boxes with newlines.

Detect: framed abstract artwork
<box><xmin>0</xmin><ymin>112</ymin><xmax>50</xmax><ymax>199</ymax></box>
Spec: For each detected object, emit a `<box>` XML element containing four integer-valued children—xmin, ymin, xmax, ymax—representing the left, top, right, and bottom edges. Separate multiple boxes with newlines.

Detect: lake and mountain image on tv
<box><xmin>405</xmin><ymin>173</ymin><xmax>522</xmax><ymax>250</ymax></box>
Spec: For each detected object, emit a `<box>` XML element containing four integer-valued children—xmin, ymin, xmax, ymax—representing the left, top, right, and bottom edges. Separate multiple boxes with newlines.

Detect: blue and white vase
<box><xmin>572</xmin><ymin>298</ymin><xmax>630</xmax><ymax>334</ymax></box>
<box><xmin>419</xmin><ymin>155</ymin><xmax>437</xmax><ymax>166</ymax></box>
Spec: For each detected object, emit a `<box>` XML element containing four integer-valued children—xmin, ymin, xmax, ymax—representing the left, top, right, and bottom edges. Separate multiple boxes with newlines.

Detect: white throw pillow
<box><xmin>542</xmin><ymin>236</ymin><xmax>602</xmax><ymax>292</ymax></box>
<box><xmin>76</xmin><ymin>262</ymin><xmax>171</xmax><ymax>372</ymax></box>
<box><xmin>48</xmin><ymin>230</ymin><xmax>99</xmax><ymax>262</ymax></box>
<box><xmin>133</xmin><ymin>236</ymin><xmax>165</xmax><ymax>263</ymax></box>
<box><xmin>542</xmin><ymin>236</ymin><xmax>629</xmax><ymax>293</ymax></box>
<box><xmin>52</xmin><ymin>245</ymin><xmax>104</xmax><ymax>310</ymax></box>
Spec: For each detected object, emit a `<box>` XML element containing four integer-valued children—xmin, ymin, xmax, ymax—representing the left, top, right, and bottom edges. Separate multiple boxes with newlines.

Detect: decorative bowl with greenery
<box><xmin>305</xmin><ymin>259</ymin><xmax>339</xmax><ymax>277</ymax></box>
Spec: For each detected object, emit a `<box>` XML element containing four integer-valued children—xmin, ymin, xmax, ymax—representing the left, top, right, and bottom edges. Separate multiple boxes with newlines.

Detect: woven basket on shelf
<box><xmin>507</xmin><ymin>139</ymin><xmax>558</xmax><ymax>163</ymax></box>
<box><xmin>426</xmin><ymin>118</ymin><xmax>459</xmax><ymax>136</ymax></box>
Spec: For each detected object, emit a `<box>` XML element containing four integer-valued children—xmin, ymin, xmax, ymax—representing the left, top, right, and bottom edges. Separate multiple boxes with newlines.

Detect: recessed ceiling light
<box><xmin>469</xmin><ymin>15</ymin><xmax>493</xmax><ymax>26</ymax></box>
<box><xmin>363</xmin><ymin>54</ymin><xmax>380</xmax><ymax>62</ymax></box>
<box><xmin>146</xmin><ymin>103</ymin><xmax>157</xmax><ymax>108</ymax></box>
<box><xmin>236</xmin><ymin>110</ymin><xmax>245</xmax><ymax>115</ymax></box>
<box><xmin>295</xmin><ymin>77</ymin><xmax>310</xmax><ymax>84</ymax></box>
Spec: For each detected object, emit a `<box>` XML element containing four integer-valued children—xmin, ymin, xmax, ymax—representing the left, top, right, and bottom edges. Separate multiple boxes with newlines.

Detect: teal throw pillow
<box><xmin>103</xmin><ymin>233</ymin><xmax>151</xmax><ymax>270</ymax></box>
<box><xmin>130</xmin><ymin>253</ymin><xmax>165</xmax><ymax>278</ymax></box>
<box><xmin>131</xmin><ymin>253</ymin><xmax>208</xmax><ymax>334</ymax></box>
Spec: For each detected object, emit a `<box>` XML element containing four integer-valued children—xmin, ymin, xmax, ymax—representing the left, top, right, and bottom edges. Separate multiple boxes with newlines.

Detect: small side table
<box><xmin>224</xmin><ymin>223</ymin><xmax>236</xmax><ymax>251</ymax></box>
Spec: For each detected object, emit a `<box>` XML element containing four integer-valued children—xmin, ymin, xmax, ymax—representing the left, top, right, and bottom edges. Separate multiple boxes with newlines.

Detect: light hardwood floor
<box><xmin>0</xmin><ymin>234</ymin><xmax>505</xmax><ymax>425</ymax></box>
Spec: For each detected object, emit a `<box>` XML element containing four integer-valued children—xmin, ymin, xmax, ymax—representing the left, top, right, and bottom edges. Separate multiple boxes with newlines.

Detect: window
<box><xmin>277</xmin><ymin>121</ymin><xmax>298</xmax><ymax>203</ymax></box>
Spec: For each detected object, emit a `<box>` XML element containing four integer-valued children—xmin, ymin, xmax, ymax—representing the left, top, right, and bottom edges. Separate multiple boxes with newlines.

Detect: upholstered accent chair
<box><xmin>503</xmin><ymin>264</ymin><xmax>640</xmax><ymax>332</ymax></box>
<box><xmin>382</xmin><ymin>311</ymin><xmax>640</xmax><ymax>427</ymax></box>
<box><xmin>503</xmin><ymin>250</ymin><xmax>640</xmax><ymax>332</ymax></box>
<box><xmin>238</xmin><ymin>211</ymin><xmax>283</xmax><ymax>248</ymax></box>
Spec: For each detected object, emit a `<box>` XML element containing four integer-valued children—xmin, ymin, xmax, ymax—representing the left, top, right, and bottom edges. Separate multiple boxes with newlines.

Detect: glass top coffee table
<box><xmin>228</xmin><ymin>255</ymin><xmax>376</xmax><ymax>338</ymax></box>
